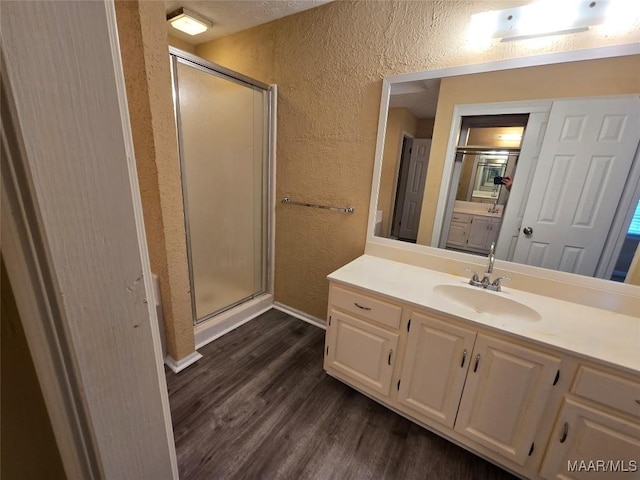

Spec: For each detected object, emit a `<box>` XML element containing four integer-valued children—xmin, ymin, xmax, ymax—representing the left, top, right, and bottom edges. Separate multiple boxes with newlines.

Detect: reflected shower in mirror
<box><xmin>373</xmin><ymin>54</ymin><xmax>640</xmax><ymax>282</ymax></box>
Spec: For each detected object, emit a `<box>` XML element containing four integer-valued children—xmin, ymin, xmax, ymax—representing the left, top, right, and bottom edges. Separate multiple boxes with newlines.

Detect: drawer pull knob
<box><xmin>388</xmin><ymin>349</ymin><xmax>393</xmax><ymax>365</ymax></box>
<box><xmin>354</xmin><ymin>302</ymin><xmax>372</xmax><ymax>311</ymax></box>
<box><xmin>461</xmin><ymin>349</ymin><xmax>467</xmax><ymax>368</ymax></box>
<box><xmin>636</xmin><ymin>399</ymin><xmax>640</xmax><ymax>406</ymax></box>
<box><xmin>473</xmin><ymin>354</ymin><xmax>481</xmax><ymax>373</ymax></box>
<box><xmin>560</xmin><ymin>422</ymin><xmax>569</xmax><ymax>443</ymax></box>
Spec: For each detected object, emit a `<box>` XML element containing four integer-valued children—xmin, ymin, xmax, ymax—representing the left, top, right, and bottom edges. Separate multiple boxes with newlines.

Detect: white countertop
<box><xmin>453</xmin><ymin>200</ymin><xmax>503</xmax><ymax>218</ymax></box>
<box><xmin>453</xmin><ymin>207</ymin><xmax>503</xmax><ymax>218</ymax></box>
<box><xmin>328</xmin><ymin>255</ymin><xmax>640</xmax><ymax>374</ymax></box>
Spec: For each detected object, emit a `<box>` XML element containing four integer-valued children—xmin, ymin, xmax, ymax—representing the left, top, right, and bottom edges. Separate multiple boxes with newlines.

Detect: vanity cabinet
<box><xmin>466</xmin><ymin>216</ymin><xmax>502</xmax><ymax>252</ymax></box>
<box><xmin>454</xmin><ymin>334</ymin><xmax>561</xmax><ymax>466</ymax></box>
<box><xmin>326</xmin><ymin>283</ymin><xmax>565</xmax><ymax>475</ymax></box>
<box><xmin>324</xmin><ymin>286</ymin><xmax>401</xmax><ymax>396</ymax></box>
<box><xmin>446</xmin><ymin>213</ymin><xmax>472</xmax><ymax>248</ymax></box>
<box><xmin>539</xmin><ymin>366</ymin><xmax>640</xmax><ymax>479</ymax></box>
<box><xmin>398</xmin><ymin>310</ymin><xmax>561</xmax><ymax>465</ymax></box>
<box><xmin>446</xmin><ymin>212</ymin><xmax>502</xmax><ymax>253</ymax></box>
<box><xmin>397</xmin><ymin>311</ymin><xmax>476</xmax><ymax>428</ymax></box>
<box><xmin>325</xmin><ymin>255</ymin><xmax>639</xmax><ymax>480</ymax></box>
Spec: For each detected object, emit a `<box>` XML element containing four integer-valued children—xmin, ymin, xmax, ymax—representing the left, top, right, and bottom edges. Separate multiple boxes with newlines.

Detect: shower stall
<box><xmin>170</xmin><ymin>49</ymin><xmax>274</xmax><ymax>325</ymax></box>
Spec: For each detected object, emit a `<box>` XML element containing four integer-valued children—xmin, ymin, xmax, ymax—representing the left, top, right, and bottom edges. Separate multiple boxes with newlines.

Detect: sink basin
<box><xmin>433</xmin><ymin>284</ymin><xmax>541</xmax><ymax>322</ymax></box>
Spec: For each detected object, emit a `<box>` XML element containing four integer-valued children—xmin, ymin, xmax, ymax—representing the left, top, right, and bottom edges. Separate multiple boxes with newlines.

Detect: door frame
<box><xmin>390</xmin><ymin>132</ymin><xmax>414</xmax><ymax>238</ymax></box>
<box><xmin>435</xmin><ymin>100</ymin><xmax>552</xmax><ymax>249</ymax></box>
<box><xmin>596</xmin><ymin>138</ymin><xmax>640</xmax><ymax>278</ymax></box>
<box><xmin>1</xmin><ymin>1</ymin><xmax>178</xmax><ymax>478</ymax></box>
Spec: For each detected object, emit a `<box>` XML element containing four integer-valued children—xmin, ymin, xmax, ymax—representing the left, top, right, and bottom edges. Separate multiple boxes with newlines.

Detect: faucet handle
<box><xmin>465</xmin><ymin>269</ymin><xmax>483</xmax><ymax>286</ymax></box>
<box><xmin>491</xmin><ymin>276</ymin><xmax>511</xmax><ymax>291</ymax></box>
<box><xmin>465</xmin><ymin>268</ymin><xmax>479</xmax><ymax>281</ymax></box>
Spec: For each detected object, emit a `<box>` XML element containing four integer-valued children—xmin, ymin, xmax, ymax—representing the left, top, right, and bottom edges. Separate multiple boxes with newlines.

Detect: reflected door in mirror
<box><xmin>511</xmin><ymin>97</ymin><xmax>640</xmax><ymax>276</ymax></box>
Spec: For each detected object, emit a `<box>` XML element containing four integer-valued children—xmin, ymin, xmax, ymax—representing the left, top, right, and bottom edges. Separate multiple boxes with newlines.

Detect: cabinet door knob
<box><xmin>560</xmin><ymin>421</ymin><xmax>569</xmax><ymax>443</ymax></box>
<box><xmin>461</xmin><ymin>349</ymin><xmax>467</xmax><ymax>367</ymax></box>
<box><xmin>354</xmin><ymin>302</ymin><xmax>371</xmax><ymax>311</ymax></box>
<box><xmin>388</xmin><ymin>349</ymin><xmax>393</xmax><ymax>365</ymax></box>
<box><xmin>473</xmin><ymin>354</ymin><xmax>481</xmax><ymax>373</ymax></box>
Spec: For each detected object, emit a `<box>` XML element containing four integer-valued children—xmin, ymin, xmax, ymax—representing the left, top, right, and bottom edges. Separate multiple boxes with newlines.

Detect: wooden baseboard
<box><xmin>164</xmin><ymin>351</ymin><xmax>203</xmax><ymax>374</ymax></box>
<box><xmin>273</xmin><ymin>302</ymin><xmax>326</xmax><ymax>330</ymax></box>
<box><xmin>194</xmin><ymin>294</ymin><xmax>273</xmax><ymax>350</ymax></box>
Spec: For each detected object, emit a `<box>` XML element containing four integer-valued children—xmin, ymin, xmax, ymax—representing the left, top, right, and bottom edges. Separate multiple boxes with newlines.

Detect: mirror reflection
<box><xmin>375</xmin><ymin>55</ymin><xmax>640</xmax><ymax>282</ymax></box>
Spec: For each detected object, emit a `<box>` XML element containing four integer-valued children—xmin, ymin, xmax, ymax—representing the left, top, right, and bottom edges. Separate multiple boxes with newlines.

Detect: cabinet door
<box><xmin>540</xmin><ymin>398</ymin><xmax>640</xmax><ymax>479</ymax></box>
<box><xmin>398</xmin><ymin>312</ymin><xmax>476</xmax><ymax>428</ymax></box>
<box><xmin>325</xmin><ymin>310</ymin><xmax>399</xmax><ymax>396</ymax></box>
<box><xmin>454</xmin><ymin>334</ymin><xmax>561</xmax><ymax>466</ymax></box>
<box><xmin>467</xmin><ymin>216</ymin><xmax>492</xmax><ymax>250</ymax></box>
<box><xmin>447</xmin><ymin>221</ymin><xmax>468</xmax><ymax>247</ymax></box>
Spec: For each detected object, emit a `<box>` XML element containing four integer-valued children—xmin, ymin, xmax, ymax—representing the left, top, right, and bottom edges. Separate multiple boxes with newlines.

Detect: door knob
<box><xmin>523</xmin><ymin>226</ymin><xmax>533</xmax><ymax>236</ymax></box>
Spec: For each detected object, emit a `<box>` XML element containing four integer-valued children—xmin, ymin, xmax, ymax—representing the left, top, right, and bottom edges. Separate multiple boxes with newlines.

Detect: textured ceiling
<box><xmin>165</xmin><ymin>0</ymin><xmax>332</xmax><ymax>45</ymax></box>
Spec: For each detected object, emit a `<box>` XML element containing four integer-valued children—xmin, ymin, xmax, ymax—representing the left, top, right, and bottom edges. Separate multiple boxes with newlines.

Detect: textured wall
<box><xmin>115</xmin><ymin>0</ymin><xmax>195</xmax><ymax>360</ymax></box>
<box><xmin>191</xmin><ymin>1</ymin><xmax>640</xmax><ymax>320</ymax></box>
<box><xmin>417</xmin><ymin>55</ymin><xmax>640</xmax><ymax>245</ymax></box>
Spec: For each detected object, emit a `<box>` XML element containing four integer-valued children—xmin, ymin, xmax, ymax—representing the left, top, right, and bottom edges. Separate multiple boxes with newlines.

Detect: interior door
<box><xmin>495</xmin><ymin>111</ymin><xmax>549</xmax><ymax>261</ymax></box>
<box><xmin>512</xmin><ymin>97</ymin><xmax>640</xmax><ymax>276</ymax></box>
<box><xmin>398</xmin><ymin>139</ymin><xmax>431</xmax><ymax>241</ymax></box>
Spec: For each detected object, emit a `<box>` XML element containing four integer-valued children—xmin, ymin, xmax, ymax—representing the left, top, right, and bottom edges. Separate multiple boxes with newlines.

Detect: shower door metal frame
<box><xmin>169</xmin><ymin>47</ymin><xmax>275</xmax><ymax>326</ymax></box>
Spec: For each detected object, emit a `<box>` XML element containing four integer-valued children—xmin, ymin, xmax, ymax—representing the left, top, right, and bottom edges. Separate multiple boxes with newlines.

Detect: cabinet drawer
<box><xmin>572</xmin><ymin>365</ymin><xmax>640</xmax><ymax>418</ymax></box>
<box><xmin>331</xmin><ymin>285</ymin><xmax>402</xmax><ymax>330</ymax></box>
<box><xmin>451</xmin><ymin>212</ymin><xmax>472</xmax><ymax>223</ymax></box>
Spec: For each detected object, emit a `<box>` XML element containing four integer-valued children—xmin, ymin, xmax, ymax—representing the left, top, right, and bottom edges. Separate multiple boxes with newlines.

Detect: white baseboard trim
<box><xmin>194</xmin><ymin>294</ymin><xmax>273</xmax><ymax>350</ymax></box>
<box><xmin>164</xmin><ymin>351</ymin><xmax>203</xmax><ymax>374</ymax></box>
<box><xmin>273</xmin><ymin>302</ymin><xmax>326</xmax><ymax>330</ymax></box>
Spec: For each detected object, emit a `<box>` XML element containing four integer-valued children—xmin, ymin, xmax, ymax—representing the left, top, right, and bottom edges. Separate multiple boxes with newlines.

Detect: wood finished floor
<box><xmin>166</xmin><ymin>309</ymin><xmax>518</xmax><ymax>480</ymax></box>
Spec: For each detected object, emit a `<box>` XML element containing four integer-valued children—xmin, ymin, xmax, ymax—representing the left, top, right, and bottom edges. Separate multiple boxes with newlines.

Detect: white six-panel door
<box><xmin>398</xmin><ymin>139</ymin><xmax>432</xmax><ymax>241</ymax></box>
<box><xmin>512</xmin><ymin>97</ymin><xmax>640</xmax><ymax>276</ymax></box>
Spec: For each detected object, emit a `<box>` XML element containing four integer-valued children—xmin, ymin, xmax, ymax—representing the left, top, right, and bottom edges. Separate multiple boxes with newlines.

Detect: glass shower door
<box><xmin>172</xmin><ymin>56</ymin><xmax>269</xmax><ymax>323</ymax></box>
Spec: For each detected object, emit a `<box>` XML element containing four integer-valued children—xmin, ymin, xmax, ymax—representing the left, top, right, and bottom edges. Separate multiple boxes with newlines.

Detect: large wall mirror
<box><xmin>370</xmin><ymin>45</ymin><xmax>640</xmax><ymax>283</ymax></box>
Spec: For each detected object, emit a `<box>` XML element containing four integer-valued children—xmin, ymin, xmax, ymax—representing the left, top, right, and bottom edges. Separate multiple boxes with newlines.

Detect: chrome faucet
<box><xmin>486</xmin><ymin>241</ymin><xmax>495</xmax><ymax>276</ymax></box>
<box><xmin>467</xmin><ymin>242</ymin><xmax>509</xmax><ymax>292</ymax></box>
<box><xmin>488</xmin><ymin>199</ymin><xmax>500</xmax><ymax>214</ymax></box>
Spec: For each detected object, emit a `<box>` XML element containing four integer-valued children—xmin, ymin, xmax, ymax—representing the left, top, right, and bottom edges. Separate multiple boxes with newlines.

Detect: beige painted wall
<box><xmin>168</xmin><ymin>35</ymin><xmax>196</xmax><ymax>54</ymax></box>
<box><xmin>193</xmin><ymin>1</ymin><xmax>640</xmax><ymax>319</ymax></box>
<box><xmin>1</xmin><ymin>261</ymin><xmax>66</xmax><ymax>480</ymax></box>
<box><xmin>416</xmin><ymin>55</ymin><xmax>640</xmax><ymax>247</ymax></box>
<box><xmin>115</xmin><ymin>0</ymin><xmax>195</xmax><ymax>360</ymax></box>
<box><xmin>379</xmin><ymin>108</ymin><xmax>418</xmax><ymax>237</ymax></box>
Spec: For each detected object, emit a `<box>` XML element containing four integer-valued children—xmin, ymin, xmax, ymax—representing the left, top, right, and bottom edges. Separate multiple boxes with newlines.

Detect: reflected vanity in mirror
<box><xmin>372</xmin><ymin>48</ymin><xmax>640</xmax><ymax>282</ymax></box>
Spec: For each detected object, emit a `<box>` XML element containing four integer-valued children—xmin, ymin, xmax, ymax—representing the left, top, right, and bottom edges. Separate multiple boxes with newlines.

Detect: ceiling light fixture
<box><xmin>472</xmin><ymin>0</ymin><xmax>613</xmax><ymax>43</ymax></box>
<box><xmin>167</xmin><ymin>7</ymin><xmax>212</xmax><ymax>36</ymax></box>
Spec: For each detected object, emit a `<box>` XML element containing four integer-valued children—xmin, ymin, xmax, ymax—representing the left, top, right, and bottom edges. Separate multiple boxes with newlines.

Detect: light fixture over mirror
<box><xmin>369</xmin><ymin>45</ymin><xmax>640</xmax><ymax>284</ymax></box>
